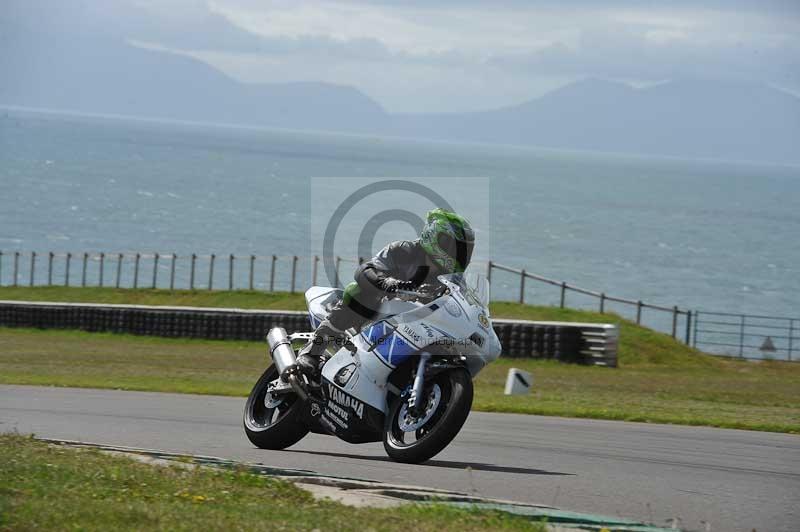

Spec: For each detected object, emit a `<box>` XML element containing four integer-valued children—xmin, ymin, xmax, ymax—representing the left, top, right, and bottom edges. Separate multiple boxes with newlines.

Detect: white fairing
<box><xmin>307</xmin><ymin>273</ymin><xmax>501</xmax><ymax>415</ymax></box>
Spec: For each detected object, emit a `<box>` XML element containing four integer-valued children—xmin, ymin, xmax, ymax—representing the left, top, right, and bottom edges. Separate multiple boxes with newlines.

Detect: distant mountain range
<box><xmin>2</xmin><ymin>26</ymin><xmax>799</xmax><ymax>164</ymax></box>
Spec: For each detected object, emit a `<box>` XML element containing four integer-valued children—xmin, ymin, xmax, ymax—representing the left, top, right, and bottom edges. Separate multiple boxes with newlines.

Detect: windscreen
<box><xmin>438</xmin><ymin>272</ymin><xmax>490</xmax><ymax>307</ymax></box>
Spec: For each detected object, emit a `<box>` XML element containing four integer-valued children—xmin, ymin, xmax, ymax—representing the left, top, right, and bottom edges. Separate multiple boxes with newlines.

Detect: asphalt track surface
<box><xmin>2</xmin><ymin>385</ymin><xmax>798</xmax><ymax>532</ymax></box>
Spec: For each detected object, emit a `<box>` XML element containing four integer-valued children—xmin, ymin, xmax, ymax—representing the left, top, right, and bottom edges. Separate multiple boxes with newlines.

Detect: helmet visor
<box><xmin>437</xmin><ymin>232</ymin><xmax>474</xmax><ymax>271</ymax></box>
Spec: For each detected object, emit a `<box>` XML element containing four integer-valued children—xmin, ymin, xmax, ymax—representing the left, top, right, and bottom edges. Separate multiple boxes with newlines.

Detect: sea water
<box><xmin>1</xmin><ymin>108</ymin><xmax>798</xmax><ymax>325</ymax></box>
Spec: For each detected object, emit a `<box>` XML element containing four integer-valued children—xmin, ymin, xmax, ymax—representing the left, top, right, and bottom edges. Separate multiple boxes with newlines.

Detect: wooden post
<box><xmin>29</xmin><ymin>251</ymin><xmax>36</xmax><ymax>286</ymax></box>
<box><xmin>671</xmin><ymin>306</ymin><xmax>678</xmax><ymax>339</ymax></box>
<box><xmin>48</xmin><ymin>252</ymin><xmax>54</xmax><ymax>285</ymax></box>
<box><xmin>518</xmin><ymin>269</ymin><xmax>526</xmax><ymax>304</ymax></box>
<box><xmin>599</xmin><ymin>293</ymin><xmax>605</xmax><ymax>313</ymax></box>
<box><xmin>99</xmin><ymin>252</ymin><xmax>104</xmax><ymax>287</ymax></box>
<box><xmin>685</xmin><ymin>310</ymin><xmax>692</xmax><ymax>345</ymax></box>
<box><xmin>739</xmin><ymin>315</ymin><xmax>745</xmax><ymax>358</ymax></box>
<box><xmin>133</xmin><ymin>253</ymin><xmax>140</xmax><ymax>288</ymax></box>
<box><xmin>693</xmin><ymin>310</ymin><xmax>699</xmax><ymax>348</ymax></box>
<box><xmin>65</xmin><ymin>253</ymin><xmax>71</xmax><ymax>286</ymax></box>
<box><xmin>116</xmin><ymin>254</ymin><xmax>123</xmax><ymax>288</ymax></box>
<box><xmin>334</xmin><ymin>256</ymin><xmax>341</xmax><ymax>287</ymax></box>
<box><xmin>190</xmin><ymin>254</ymin><xmax>196</xmax><ymax>290</ymax></box>
<box><xmin>788</xmin><ymin>319</ymin><xmax>794</xmax><ymax>362</ymax></box>
<box><xmin>228</xmin><ymin>254</ymin><xmax>234</xmax><ymax>291</ymax></box>
<box><xmin>312</xmin><ymin>255</ymin><xmax>319</xmax><ymax>286</ymax></box>
<box><xmin>170</xmin><ymin>254</ymin><xmax>176</xmax><ymax>290</ymax></box>
<box><xmin>208</xmin><ymin>254</ymin><xmax>215</xmax><ymax>290</ymax></box>
<box><xmin>290</xmin><ymin>256</ymin><xmax>298</xmax><ymax>293</ymax></box>
<box><xmin>560</xmin><ymin>282</ymin><xmax>566</xmax><ymax>308</ymax></box>
<box><xmin>152</xmin><ymin>253</ymin><xmax>159</xmax><ymax>289</ymax></box>
<box><xmin>249</xmin><ymin>255</ymin><xmax>255</xmax><ymax>290</ymax></box>
<box><xmin>13</xmin><ymin>251</ymin><xmax>19</xmax><ymax>286</ymax></box>
<box><xmin>81</xmin><ymin>252</ymin><xmax>88</xmax><ymax>287</ymax></box>
<box><xmin>636</xmin><ymin>300</ymin><xmax>642</xmax><ymax>324</ymax></box>
<box><xmin>269</xmin><ymin>255</ymin><xmax>276</xmax><ymax>292</ymax></box>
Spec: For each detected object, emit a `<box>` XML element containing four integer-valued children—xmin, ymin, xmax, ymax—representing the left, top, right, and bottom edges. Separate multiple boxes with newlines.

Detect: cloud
<box><xmin>5</xmin><ymin>0</ymin><xmax>800</xmax><ymax>112</ymax></box>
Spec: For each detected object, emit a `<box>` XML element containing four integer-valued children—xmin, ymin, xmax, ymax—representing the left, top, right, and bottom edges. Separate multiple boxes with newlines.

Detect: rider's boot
<box><xmin>295</xmin><ymin>323</ymin><xmax>340</xmax><ymax>377</ymax></box>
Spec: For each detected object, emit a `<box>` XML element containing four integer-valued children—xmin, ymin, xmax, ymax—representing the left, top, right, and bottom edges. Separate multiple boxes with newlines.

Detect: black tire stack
<box><xmin>0</xmin><ymin>302</ymin><xmax>602</xmax><ymax>365</ymax></box>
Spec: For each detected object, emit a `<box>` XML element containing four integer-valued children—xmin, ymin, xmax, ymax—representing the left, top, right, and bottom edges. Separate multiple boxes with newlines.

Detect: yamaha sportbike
<box><xmin>243</xmin><ymin>272</ymin><xmax>501</xmax><ymax>463</ymax></box>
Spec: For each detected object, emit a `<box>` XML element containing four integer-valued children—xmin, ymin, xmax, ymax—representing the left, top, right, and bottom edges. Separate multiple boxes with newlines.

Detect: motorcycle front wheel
<box><xmin>383</xmin><ymin>367</ymin><xmax>473</xmax><ymax>464</ymax></box>
<box><xmin>243</xmin><ymin>364</ymin><xmax>309</xmax><ymax>449</ymax></box>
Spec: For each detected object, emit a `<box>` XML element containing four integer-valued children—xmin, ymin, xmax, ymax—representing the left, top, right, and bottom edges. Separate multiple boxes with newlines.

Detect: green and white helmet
<box><xmin>419</xmin><ymin>208</ymin><xmax>475</xmax><ymax>274</ymax></box>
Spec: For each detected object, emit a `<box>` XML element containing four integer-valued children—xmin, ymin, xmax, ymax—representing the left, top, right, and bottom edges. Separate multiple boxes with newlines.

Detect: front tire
<box><xmin>243</xmin><ymin>364</ymin><xmax>309</xmax><ymax>449</ymax></box>
<box><xmin>383</xmin><ymin>367</ymin><xmax>473</xmax><ymax>464</ymax></box>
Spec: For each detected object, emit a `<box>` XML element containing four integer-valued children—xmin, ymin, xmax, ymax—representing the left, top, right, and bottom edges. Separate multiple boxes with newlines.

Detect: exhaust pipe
<box><xmin>267</xmin><ymin>327</ymin><xmax>297</xmax><ymax>375</ymax></box>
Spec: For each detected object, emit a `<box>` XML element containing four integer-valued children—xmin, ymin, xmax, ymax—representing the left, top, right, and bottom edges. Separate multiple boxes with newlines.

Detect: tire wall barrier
<box><xmin>0</xmin><ymin>301</ymin><xmax>617</xmax><ymax>367</ymax></box>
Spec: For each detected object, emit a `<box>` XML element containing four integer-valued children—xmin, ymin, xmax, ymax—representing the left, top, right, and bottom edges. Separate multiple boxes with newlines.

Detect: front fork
<box><xmin>408</xmin><ymin>351</ymin><xmax>432</xmax><ymax>414</ymax></box>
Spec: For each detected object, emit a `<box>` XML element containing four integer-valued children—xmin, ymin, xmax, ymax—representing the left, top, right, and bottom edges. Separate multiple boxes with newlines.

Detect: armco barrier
<box><xmin>0</xmin><ymin>301</ymin><xmax>618</xmax><ymax>367</ymax></box>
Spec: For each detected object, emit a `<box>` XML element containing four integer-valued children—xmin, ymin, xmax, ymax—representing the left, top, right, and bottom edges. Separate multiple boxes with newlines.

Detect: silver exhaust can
<box><xmin>267</xmin><ymin>327</ymin><xmax>297</xmax><ymax>375</ymax></box>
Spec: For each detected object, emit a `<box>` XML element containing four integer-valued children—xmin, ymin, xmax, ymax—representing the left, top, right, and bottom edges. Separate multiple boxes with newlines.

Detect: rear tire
<box><xmin>383</xmin><ymin>367</ymin><xmax>473</xmax><ymax>464</ymax></box>
<box><xmin>243</xmin><ymin>364</ymin><xmax>309</xmax><ymax>450</ymax></box>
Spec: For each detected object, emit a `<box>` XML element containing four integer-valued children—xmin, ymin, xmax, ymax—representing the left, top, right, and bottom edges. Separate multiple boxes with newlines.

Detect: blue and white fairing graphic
<box><xmin>361</xmin><ymin>321</ymin><xmax>417</xmax><ymax>367</ymax></box>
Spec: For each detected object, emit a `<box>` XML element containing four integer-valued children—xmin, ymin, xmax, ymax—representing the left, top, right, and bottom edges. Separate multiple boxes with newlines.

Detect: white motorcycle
<box><xmin>243</xmin><ymin>272</ymin><xmax>501</xmax><ymax>463</ymax></box>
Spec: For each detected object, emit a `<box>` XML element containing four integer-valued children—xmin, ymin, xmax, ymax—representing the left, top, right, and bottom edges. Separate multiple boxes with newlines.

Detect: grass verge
<box><xmin>0</xmin><ymin>433</ymin><xmax>546</xmax><ymax>531</ymax></box>
<box><xmin>2</xmin><ymin>327</ymin><xmax>798</xmax><ymax>433</ymax></box>
<box><xmin>0</xmin><ymin>286</ymin><xmax>308</xmax><ymax>311</ymax></box>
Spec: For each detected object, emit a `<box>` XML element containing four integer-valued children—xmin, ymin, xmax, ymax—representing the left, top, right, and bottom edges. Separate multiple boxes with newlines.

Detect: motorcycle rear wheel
<box><xmin>243</xmin><ymin>364</ymin><xmax>309</xmax><ymax>450</ymax></box>
<box><xmin>383</xmin><ymin>367</ymin><xmax>473</xmax><ymax>464</ymax></box>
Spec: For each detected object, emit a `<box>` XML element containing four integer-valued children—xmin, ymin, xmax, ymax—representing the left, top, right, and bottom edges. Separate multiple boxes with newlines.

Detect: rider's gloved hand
<box><xmin>416</xmin><ymin>283</ymin><xmax>442</xmax><ymax>297</ymax></box>
<box><xmin>383</xmin><ymin>277</ymin><xmax>414</xmax><ymax>293</ymax></box>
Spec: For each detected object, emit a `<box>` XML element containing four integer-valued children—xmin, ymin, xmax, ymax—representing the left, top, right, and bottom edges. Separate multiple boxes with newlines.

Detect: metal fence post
<box><xmin>249</xmin><ymin>255</ymin><xmax>255</xmax><ymax>290</ymax></box>
<box><xmin>99</xmin><ymin>252</ymin><xmax>104</xmax><ymax>287</ymax></box>
<box><xmin>133</xmin><ymin>253</ymin><xmax>140</xmax><ymax>289</ymax></box>
<box><xmin>190</xmin><ymin>254</ymin><xmax>196</xmax><ymax>290</ymax></box>
<box><xmin>152</xmin><ymin>253</ymin><xmax>159</xmax><ymax>289</ymax></box>
<box><xmin>170</xmin><ymin>254</ymin><xmax>176</xmax><ymax>290</ymax></box>
<box><xmin>560</xmin><ymin>282</ymin><xmax>566</xmax><ymax>308</ymax></box>
<box><xmin>334</xmin><ymin>256</ymin><xmax>341</xmax><ymax>287</ymax></box>
<box><xmin>486</xmin><ymin>260</ymin><xmax>492</xmax><ymax>284</ymax></box>
<box><xmin>228</xmin><ymin>254</ymin><xmax>234</xmax><ymax>291</ymax></box>
<box><xmin>519</xmin><ymin>269</ymin><xmax>526</xmax><ymax>304</ymax></box>
<box><xmin>312</xmin><ymin>255</ymin><xmax>319</xmax><ymax>286</ymax></box>
<box><xmin>116</xmin><ymin>253</ymin><xmax>123</xmax><ymax>288</ymax></box>
<box><xmin>685</xmin><ymin>310</ymin><xmax>692</xmax><ymax>345</ymax></box>
<box><xmin>788</xmin><ymin>319</ymin><xmax>794</xmax><ymax>362</ymax></box>
<box><xmin>269</xmin><ymin>255</ymin><xmax>276</xmax><ymax>292</ymax></box>
<box><xmin>48</xmin><ymin>252</ymin><xmax>54</xmax><ymax>285</ymax></box>
<box><xmin>65</xmin><ymin>253</ymin><xmax>71</xmax><ymax>286</ymax></box>
<box><xmin>29</xmin><ymin>251</ymin><xmax>36</xmax><ymax>286</ymax></box>
<box><xmin>636</xmin><ymin>301</ymin><xmax>642</xmax><ymax>324</ymax></box>
<box><xmin>208</xmin><ymin>254</ymin><xmax>215</xmax><ymax>290</ymax></box>
<box><xmin>599</xmin><ymin>293</ymin><xmax>605</xmax><ymax>313</ymax></box>
<box><xmin>693</xmin><ymin>310</ymin><xmax>699</xmax><ymax>348</ymax></box>
<box><xmin>290</xmin><ymin>256</ymin><xmax>298</xmax><ymax>293</ymax></box>
<box><xmin>739</xmin><ymin>314</ymin><xmax>745</xmax><ymax>358</ymax></box>
<box><xmin>13</xmin><ymin>251</ymin><xmax>19</xmax><ymax>286</ymax></box>
<box><xmin>81</xmin><ymin>253</ymin><xmax>88</xmax><ymax>287</ymax></box>
<box><xmin>671</xmin><ymin>306</ymin><xmax>678</xmax><ymax>339</ymax></box>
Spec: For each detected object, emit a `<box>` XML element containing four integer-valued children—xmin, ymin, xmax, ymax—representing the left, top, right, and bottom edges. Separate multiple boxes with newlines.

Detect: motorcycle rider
<box><xmin>296</xmin><ymin>208</ymin><xmax>475</xmax><ymax>376</ymax></box>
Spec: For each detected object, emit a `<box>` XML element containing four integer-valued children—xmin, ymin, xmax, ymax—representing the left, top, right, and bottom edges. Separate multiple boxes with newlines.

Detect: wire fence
<box><xmin>1</xmin><ymin>250</ymin><xmax>795</xmax><ymax>358</ymax></box>
<box><xmin>0</xmin><ymin>250</ymin><xmax>363</xmax><ymax>294</ymax></box>
<box><xmin>693</xmin><ymin>311</ymin><xmax>797</xmax><ymax>361</ymax></box>
<box><xmin>487</xmin><ymin>261</ymin><xmax>692</xmax><ymax>344</ymax></box>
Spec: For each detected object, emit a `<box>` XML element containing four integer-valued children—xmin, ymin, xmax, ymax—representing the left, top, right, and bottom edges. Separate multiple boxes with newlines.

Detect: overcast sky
<box><xmin>8</xmin><ymin>0</ymin><xmax>800</xmax><ymax>112</ymax></box>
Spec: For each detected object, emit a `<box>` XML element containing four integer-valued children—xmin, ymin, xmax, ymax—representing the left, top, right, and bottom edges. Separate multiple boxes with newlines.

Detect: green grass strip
<box><xmin>0</xmin><ymin>433</ymin><xmax>547</xmax><ymax>531</ymax></box>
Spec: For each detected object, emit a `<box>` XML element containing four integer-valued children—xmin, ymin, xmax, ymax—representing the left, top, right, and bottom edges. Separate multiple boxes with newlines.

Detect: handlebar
<box><xmin>394</xmin><ymin>285</ymin><xmax>447</xmax><ymax>302</ymax></box>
